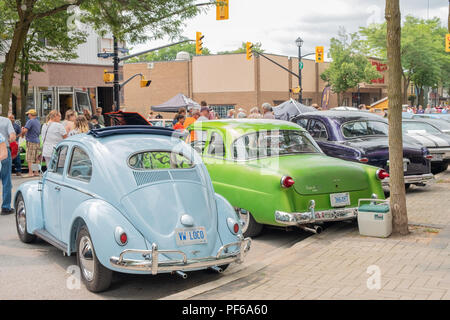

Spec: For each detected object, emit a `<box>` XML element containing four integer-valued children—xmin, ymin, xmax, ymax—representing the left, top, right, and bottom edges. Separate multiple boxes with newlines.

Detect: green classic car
<box><xmin>188</xmin><ymin>119</ymin><xmax>387</xmax><ymax>237</ymax></box>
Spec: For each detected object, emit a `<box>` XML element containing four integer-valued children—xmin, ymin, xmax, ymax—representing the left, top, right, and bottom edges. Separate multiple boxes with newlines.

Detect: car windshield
<box><xmin>402</xmin><ymin>122</ymin><xmax>442</xmax><ymax>135</ymax></box>
<box><xmin>232</xmin><ymin>130</ymin><xmax>321</xmax><ymax>160</ymax></box>
<box><xmin>341</xmin><ymin>120</ymin><xmax>389</xmax><ymax>138</ymax></box>
<box><xmin>128</xmin><ymin>151</ymin><xmax>194</xmax><ymax>170</ymax></box>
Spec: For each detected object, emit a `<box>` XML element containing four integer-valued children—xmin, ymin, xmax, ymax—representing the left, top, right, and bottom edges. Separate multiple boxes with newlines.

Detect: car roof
<box><xmin>294</xmin><ymin>110</ymin><xmax>386</xmax><ymax>123</ymax></box>
<box><xmin>190</xmin><ymin>119</ymin><xmax>304</xmax><ymax>133</ymax></box>
<box><xmin>64</xmin><ymin>127</ymin><xmax>186</xmax><ymax>154</ymax></box>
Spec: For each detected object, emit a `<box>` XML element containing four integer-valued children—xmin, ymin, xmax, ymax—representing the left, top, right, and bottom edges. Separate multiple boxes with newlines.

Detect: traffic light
<box><xmin>446</xmin><ymin>34</ymin><xmax>450</xmax><ymax>53</ymax></box>
<box><xmin>196</xmin><ymin>32</ymin><xmax>204</xmax><ymax>55</ymax></box>
<box><xmin>315</xmin><ymin>46</ymin><xmax>324</xmax><ymax>63</ymax></box>
<box><xmin>140</xmin><ymin>78</ymin><xmax>152</xmax><ymax>88</ymax></box>
<box><xmin>216</xmin><ymin>0</ymin><xmax>229</xmax><ymax>20</ymax></box>
<box><xmin>103</xmin><ymin>70</ymin><xmax>114</xmax><ymax>83</ymax></box>
<box><xmin>246</xmin><ymin>42</ymin><xmax>253</xmax><ymax>60</ymax></box>
<box><xmin>290</xmin><ymin>86</ymin><xmax>301</xmax><ymax>94</ymax></box>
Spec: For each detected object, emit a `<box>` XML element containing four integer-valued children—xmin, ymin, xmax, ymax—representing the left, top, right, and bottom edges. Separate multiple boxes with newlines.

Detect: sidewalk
<box><xmin>166</xmin><ymin>170</ymin><xmax>450</xmax><ymax>300</ymax></box>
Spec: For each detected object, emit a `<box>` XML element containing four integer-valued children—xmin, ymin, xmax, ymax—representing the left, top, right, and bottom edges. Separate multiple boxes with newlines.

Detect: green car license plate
<box><xmin>330</xmin><ymin>192</ymin><xmax>350</xmax><ymax>207</ymax></box>
<box><xmin>175</xmin><ymin>227</ymin><xmax>207</xmax><ymax>246</ymax></box>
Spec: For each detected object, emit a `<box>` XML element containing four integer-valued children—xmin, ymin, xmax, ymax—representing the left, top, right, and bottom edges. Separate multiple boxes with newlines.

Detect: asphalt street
<box><xmin>0</xmin><ymin>175</ymin><xmax>310</xmax><ymax>299</ymax></box>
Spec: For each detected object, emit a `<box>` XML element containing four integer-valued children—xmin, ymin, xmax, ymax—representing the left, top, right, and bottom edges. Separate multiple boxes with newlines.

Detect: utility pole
<box><xmin>113</xmin><ymin>36</ymin><xmax>120</xmax><ymax>111</ymax></box>
<box><xmin>296</xmin><ymin>37</ymin><xmax>304</xmax><ymax>103</ymax></box>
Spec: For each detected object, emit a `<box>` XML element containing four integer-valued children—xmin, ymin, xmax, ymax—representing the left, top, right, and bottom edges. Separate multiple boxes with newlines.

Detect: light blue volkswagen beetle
<box><xmin>14</xmin><ymin>125</ymin><xmax>251</xmax><ymax>292</ymax></box>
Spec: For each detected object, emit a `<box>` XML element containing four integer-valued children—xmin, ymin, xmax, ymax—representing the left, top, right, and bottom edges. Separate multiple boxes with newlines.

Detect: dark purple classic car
<box><xmin>292</xmin><ymin>111</ymin><xmax>434</xmax><ymax>188</ymax></box>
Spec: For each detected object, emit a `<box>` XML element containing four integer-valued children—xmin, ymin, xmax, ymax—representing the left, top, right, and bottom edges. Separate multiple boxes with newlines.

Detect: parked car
<box><xmin>12</xmin><ymin>138</ymin><xmax>46</xmax><ymax>172</ymax></box>
<box><xmin>14</xmin><ymin>125</ymin><xmax>251</xmax><ymax>292</ymax></box>
<box><xmin>292</xmin><ymin>111</ymin><xmax>433</xmax><ymax>188</ymax></box>
<box><xmin>412</xmin><ymin>113</ymin><xmax>450</xmax><ymax>123</ymax></box>
<box><xmin>402</xmin><ymin>120</ymin><xmax>450</xmax><ymax>173</ymax></box>
<box><xmin>405</xmin><ymin>118</ymin><xmax>450</xmax><ymax>134</ymax></box>
<box><xmin>331</xmin><ymin>106</ymin><xmax>359</xmax><ymax>111</ymax></box>
<box><xmin>148</xmin><ymin>119</ymin><xmax>174</xmax><ymax>128</ymax></box>
<box><xmin>187</xmin><ymin>119</ymin><xmax>388</xmax><ymax>238</ymax></box>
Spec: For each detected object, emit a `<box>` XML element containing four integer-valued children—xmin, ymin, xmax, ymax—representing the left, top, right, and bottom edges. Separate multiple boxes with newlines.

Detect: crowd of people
<box><xmin>150</xmin><ymin>101</ymin><xmax>278</xmax><ymax>133</ymax></box>
<box><xmin>0</xmin><ymin>107</ymin><xmax>105</xmax><ymax>216</ymax></box>
<box><xmin>404</xmin><ymin>104</ymin><xmax>449</xmax><ymax>114</ymax></box>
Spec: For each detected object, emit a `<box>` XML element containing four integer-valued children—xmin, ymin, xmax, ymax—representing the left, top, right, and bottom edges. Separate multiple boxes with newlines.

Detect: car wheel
<box><xmin>405</xmin><ymin>183</ymin><xmax>411</xmax><ymax>191</ymax></box>
<box><xmin>15</xmin><ymin>193</ymin><xmax>36</xmax><ymax>243</ymax></box>
<box><xmin>76</xmin><ymin>226</ymin><xmax>113</xmax><ymax>292</ymax></box>
<box><xmin>431</xmin><ymin>162</ymin><xmax>448</xmax><ymax>174</ymax></box>
<box><xmin>237</xmin><ymin>208</ymin><xmax>263</xmax><ymax>238</ymax></box>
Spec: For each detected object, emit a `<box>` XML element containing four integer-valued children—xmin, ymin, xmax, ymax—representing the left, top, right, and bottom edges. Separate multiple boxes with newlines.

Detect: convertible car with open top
<box><xmin>14</xmin><ymin>125</ymin><xmax>250</xmax><ymax>292</ymax></box>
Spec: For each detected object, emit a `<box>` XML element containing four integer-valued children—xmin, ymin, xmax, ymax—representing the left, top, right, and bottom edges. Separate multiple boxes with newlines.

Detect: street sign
<box><xmin>97</xmin><ymin>52</ymin><xmax>114</xmax><ymax>59</ymax></box>
<box><xmin>299</xmin><ymin>62</ymin><xmax>304</xmax><ymax>69</ymax></box>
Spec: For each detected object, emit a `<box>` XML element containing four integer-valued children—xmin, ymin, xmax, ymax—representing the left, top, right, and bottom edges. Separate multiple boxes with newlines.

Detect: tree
<box><xmin>217</xmin><ymin>42</ymin><xmax>264</xmax><ymax>54</ymax></box>
<box><xmin>0</xmin><ymin>0</ymin><xmax>213</xmax><ymax>116</ymax></box>
<box><xmin>127</xmin><ymin>42</ymin><xmax>211</xmax><ymax>63</ymax></box>
<box><xmin>386</xmin><ymin>0</ymin><xmax>408</xmax><ymax>235</ymax></box>
<box><xmin>16</xmin><ymin>11</ymin><xmax>88</xmax><ymax>123</ymax></box>
<box><xmin>360</xmin><ymin>17</ymin><xmax>448</xmax><ymax>105</ymax></box>
<box><xmin>320</xmin><ymin>29</ymin><xmax>380</xmax><ymax>106</ymax></box>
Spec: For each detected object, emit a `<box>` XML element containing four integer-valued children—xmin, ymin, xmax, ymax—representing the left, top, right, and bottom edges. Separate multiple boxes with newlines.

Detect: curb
<box><xmin>160</xmin><ymin>223</ymin><xmax>347</xmax><ymax>300</ymax></box>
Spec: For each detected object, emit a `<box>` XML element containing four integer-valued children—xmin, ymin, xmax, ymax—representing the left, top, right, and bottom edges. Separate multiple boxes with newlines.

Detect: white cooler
<box><xmin>357</xmin><ymin>199</ymin><xmax>392</xmax><ymax>238</ymax></box>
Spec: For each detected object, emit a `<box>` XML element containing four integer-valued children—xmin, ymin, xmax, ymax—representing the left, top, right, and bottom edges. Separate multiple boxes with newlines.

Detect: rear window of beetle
<box><xmin>128</xmin><ymin>151</ymin><xmax>194</xmax><ymax>170</ymax></box>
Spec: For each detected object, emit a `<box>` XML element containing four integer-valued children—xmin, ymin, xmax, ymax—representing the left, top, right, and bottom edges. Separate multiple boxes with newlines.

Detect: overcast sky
<box><xmin>130</xmin><ymin>0</ymin><xmax>448</xmax><ymax>59</ymax></box>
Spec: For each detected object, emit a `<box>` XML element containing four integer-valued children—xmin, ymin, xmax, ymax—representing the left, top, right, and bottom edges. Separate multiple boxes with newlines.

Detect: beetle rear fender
<box><xmin>215</xmin><ymin>193</ymin><xmax>242</xmax><ymax>245</ymax></box>
<box><xmin>67</xmin><ymin>199</ymin><xmax>148</xmax><ymax>270</ymax></box>
<box><xmin>14</xmin><ymin>181</ymin><xmax>43</xmax><ymax>234</ymax></box>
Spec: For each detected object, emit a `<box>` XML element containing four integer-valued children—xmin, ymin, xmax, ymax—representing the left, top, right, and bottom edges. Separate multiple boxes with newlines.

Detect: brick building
<box><xmin>123</xmin><ymin>53</ymin><xmax>388</xmax><ymax>118</ymax></box>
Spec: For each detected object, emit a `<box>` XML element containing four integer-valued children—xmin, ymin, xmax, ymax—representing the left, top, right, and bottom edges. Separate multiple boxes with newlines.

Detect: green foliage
<box><xmin>360</xmin><ymin>16</ymin><xmax>449</xmax><ymax>91</ymax></box>
<box><xmin>127</xmin><ymin>42</ymin><xmax>211</xmax><ymax>63</ymax></box>
<box><xmin>217</xmin><ymin>42</ymin><xmax>264</xmax><ymax>54</ymax></box>
<box><xmin>320</xmin><ymin>28</ymin><xmax>380</xmax><ymax>99</ymax></box>
<box><xmin>19</xmin><ymin>11</ymin><xmax>88</xmax><ymax>73</ymax></box>
<box><xmin>79</xmin><ymin>0</ymin><xmax>211</xmax><ymax>44</ymax></box>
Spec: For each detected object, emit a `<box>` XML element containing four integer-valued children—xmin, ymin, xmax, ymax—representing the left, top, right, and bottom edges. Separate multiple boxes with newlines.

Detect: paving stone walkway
<box><xmin>165</xmin><ymin>170</ymin><xmax>450</xmax><ymax>300</ymax></box>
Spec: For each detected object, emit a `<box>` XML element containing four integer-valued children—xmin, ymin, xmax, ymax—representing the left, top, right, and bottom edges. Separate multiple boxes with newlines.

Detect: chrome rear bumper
<box><xmin>429</xmin><ymin>148</ymin><xmax>450</xmax><ymax>162</ymax></box>
<box><xmin>110</xmin><ymin>237</ymin><xmax>251</xmax><ymax>274</ymax></box>
<box><xmin>382</xmin><ymin>173</ymin><xmax>434</xmax><ymax>186</ymax></box>
<box><xmin>275</xmin><ymin>207</ymin><xmax>358</xmax><ymax>226</ymax></box>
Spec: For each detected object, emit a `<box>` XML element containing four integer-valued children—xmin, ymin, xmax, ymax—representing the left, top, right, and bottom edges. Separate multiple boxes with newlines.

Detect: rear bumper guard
<box><xmin>110</xmin><ymin>237</ymin><xmax>251</xmax><ymax>274</ymax></box>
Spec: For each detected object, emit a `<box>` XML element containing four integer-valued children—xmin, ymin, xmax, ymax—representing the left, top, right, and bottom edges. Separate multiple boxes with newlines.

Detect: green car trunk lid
<box><xmin>255</xmin><ymin>154</ymin><xmax>369</xmax><ymax>195</ymax></box>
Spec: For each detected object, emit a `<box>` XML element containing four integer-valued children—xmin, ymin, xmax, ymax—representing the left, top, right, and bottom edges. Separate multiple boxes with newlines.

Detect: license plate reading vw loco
<box><xmin>175</xmin><ymin>227</ymin><xmax>207</xmax><ymax>246</ymax></box>
<box><xmin>330</xmin><ymin>192</ymin><xmax>350</xmax><ymax>207</ymax></box>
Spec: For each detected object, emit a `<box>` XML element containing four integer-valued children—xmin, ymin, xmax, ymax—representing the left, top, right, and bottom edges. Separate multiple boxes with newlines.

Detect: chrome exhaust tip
<box><xmin>175</xmin><ymin>270</ymin><xmax>188</xmax><ymax>279</ymax></box>
<box><xmin>314</xmin><ymin>225</ymin><xmax>323</xmax><ymax>234</ymax></box>
<box><xmin>299</xmin><ymin>225</ymin><xmax>323</xmax><ymax>234</ymax></box>
<box><xmin>209</xmin><ymin>266</ymin><xmax>223</xmax><ymax>273</ymax></box>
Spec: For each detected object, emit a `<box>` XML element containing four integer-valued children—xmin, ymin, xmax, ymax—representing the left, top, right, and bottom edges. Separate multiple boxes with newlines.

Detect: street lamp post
<box><xmin>296</xmin><ymin>37</ymin><xmax>304</xmax><ymax>104</ymax></box>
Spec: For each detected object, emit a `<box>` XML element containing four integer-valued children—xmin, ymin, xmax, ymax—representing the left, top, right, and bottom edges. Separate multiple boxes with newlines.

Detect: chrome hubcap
<box><xmin>237</xmin><ymin>208</ymin><xmax>250</xmax><ymax>234</ymax></box>
<box><xmin>79</xmin><ymin>236</ymin><xmax>95</xmax><ymax>282</ymax></box>
<box><xmin>17</xmin><ymin>200</ymin><xmax>26</xmax><ymax>235</ymax></box>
